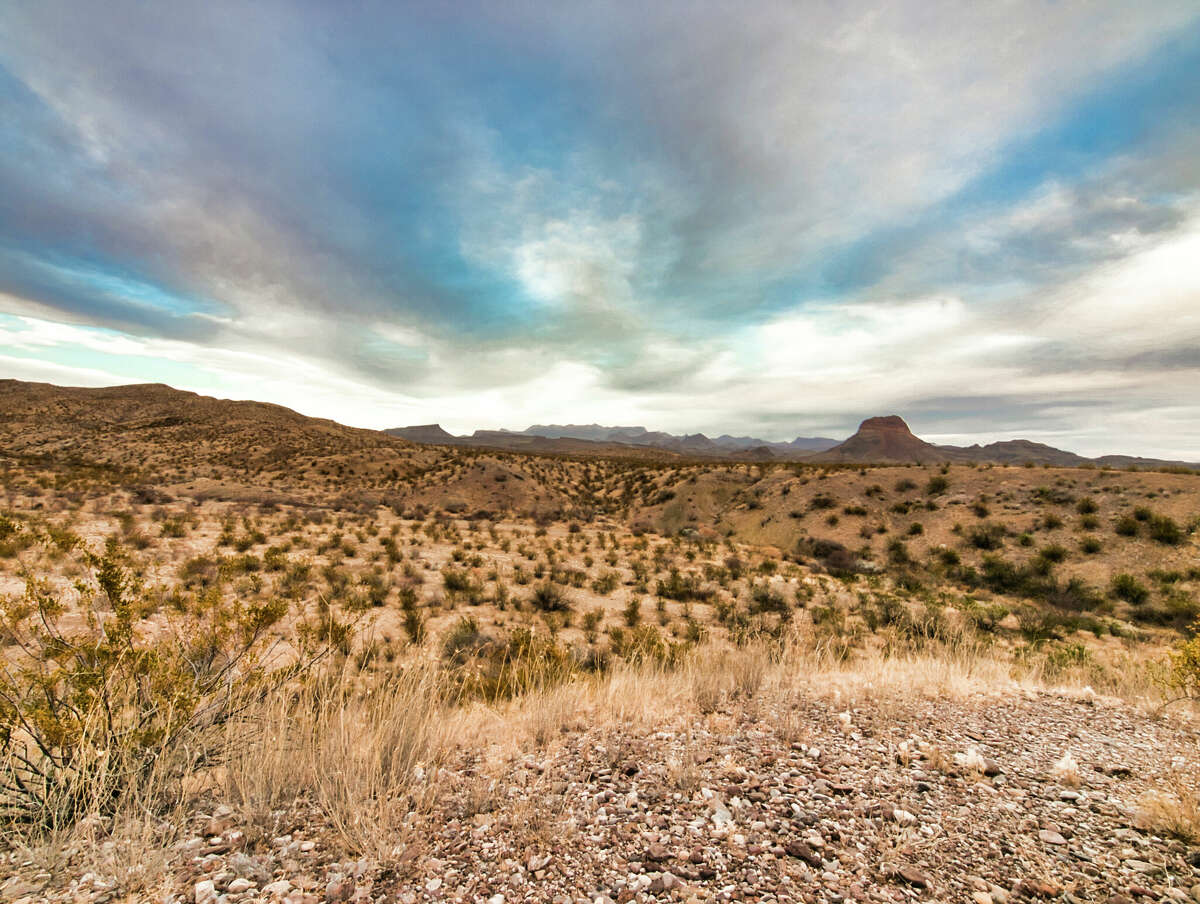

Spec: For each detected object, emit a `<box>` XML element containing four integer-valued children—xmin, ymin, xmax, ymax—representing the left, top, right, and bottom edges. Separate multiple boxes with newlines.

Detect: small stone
<box><xmin>892</xmin><ymin>808</ymin><xmax>917</xmax><ymax>826</ymax></box>
<box><xmin>1123</xmin><ymin>860</ymin><xmax>1158</xmax><ymax>874</ymax></box>
<box><xmin>1015</xmin><ymin>879</ymin><xmax>1062</xmax><ymax>898</ymax></box>
<box><xmin>645</xmin><ymin>842</ymin><xmax>670</xmax><ymax>862</ymax></box>
<box><xmin>1037</xmin><ymin>829</ymin><xmax>1067</xmax><ymax>845</ymax></box>
<box><xmin>426</xmin><ymin>877</ymin><xmax>443</xmax><ymax>892</ymax></box>
<box><xmin>228</xmin><ymin>878</ymin><xmax>254</xmax><ymax>894</ymax></box>
<box><xmin>263</xmin><ymin>880</ymin><xmax>292</xmax><ymax>898</ymax></box>
<box><xmin>784</xmin><ymin>841</ymin><xmax>822</xmax><ymax>867</ymax></box>
<box><xmin>194</xmin><ymin>880</ymin><xmax>217</xmax><ymax>904</ymax></box>
<box><xmin>325</xmin><ymin>875</ymin><xmax>355</xmax><ymax>902</ymax></box>
<box><xmin>974</xmin><ymin>894</ymin><xmax>993</xmax><ymax>904</ymax></box>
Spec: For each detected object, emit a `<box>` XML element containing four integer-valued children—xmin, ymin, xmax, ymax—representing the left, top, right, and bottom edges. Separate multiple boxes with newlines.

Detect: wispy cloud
<box><xmin>1</xmin><ymin>1</ymin><xmax>1198</xmax><ymax>456</ymax></box>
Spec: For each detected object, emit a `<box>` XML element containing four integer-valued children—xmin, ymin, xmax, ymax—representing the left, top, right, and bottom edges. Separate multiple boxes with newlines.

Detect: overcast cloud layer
<box><xmin>1</xmin><ymin>1</ymin><xmax>1198</xmax><ymax>457</ymax></box>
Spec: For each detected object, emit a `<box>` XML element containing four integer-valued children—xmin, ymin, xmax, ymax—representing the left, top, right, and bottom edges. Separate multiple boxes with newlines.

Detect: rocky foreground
<box><xmin>6</xmin><ymin>690</ymin><xmax>1199</xmax><ymax>904</ymax></box>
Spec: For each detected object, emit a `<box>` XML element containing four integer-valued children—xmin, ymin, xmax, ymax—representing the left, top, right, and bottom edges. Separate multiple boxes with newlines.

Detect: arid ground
<box><xmin>1</xmin><ymin>381</ymin><xmax>1198</xmax><ymax>904</ymax></box>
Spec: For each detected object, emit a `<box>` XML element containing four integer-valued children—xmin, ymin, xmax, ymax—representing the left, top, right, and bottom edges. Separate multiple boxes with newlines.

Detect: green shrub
<box><xmin>966</xmin><ymin>523</ymin><xmax>1005</xmax><ymax>550</ymax></box>
<box><xmin>530</xmin><ymin>581</ymin><xmax>571</xmax><ymax>611</ymax></box>
<box><xmin>1156</xmin><ymin>619</ymin><xmax>1200</xmax><ymax>706</ymax></box>
<box><xmin>1111</xmin><ymin>573</ymin><xmax>1149</xmax><ymax>604</ymax></box>
<box><xmin>1115</xmin><ymin>515</ymin><xmax>1140</xmax><ymax>537</ymax></box>
<box><xmin>0</xmin><ymin>539</ymin><xmax>299</xmax><ymax>832</ymax></box>
<box><xmin>1148</xmin><ymin>515</ymin><xmax>1184</xmax><ymax>546</ymax></box>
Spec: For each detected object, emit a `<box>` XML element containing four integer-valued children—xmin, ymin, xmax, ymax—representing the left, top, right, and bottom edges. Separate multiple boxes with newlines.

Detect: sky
<box><xmin>1</xmin><ymin>1</ymin><xmax>1199</xmax><ymax>458</ymax></box>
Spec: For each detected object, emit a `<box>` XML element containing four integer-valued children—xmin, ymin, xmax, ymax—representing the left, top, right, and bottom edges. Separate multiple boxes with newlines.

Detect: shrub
<box><xmin>656</xmin><ymin>569</ymin><xmax>713</xmax><ymax>602</ymax></box>
<box><xmin>1080</xmin><ymin>536</ymin><xmax>1102</xmax><ymax>555</ymax></box>
<box><xmin>1156</xmin><ymin>620</ymin><xmax>1200</xmax><ymax>707</ymax></box>
<box><xmin>622</xmin><ymin>597</ymin><xmax>642</xmax><ymax>627</ymax></box>
<box><xmin>0</xmin><ymin>539</ymin><xmax>301</xmax><ymax>832</ymax></box>
<box><xmin>925</xmin><ymin>476</ymin><xmax>949</xmax><ymax>496</ymax></box>
<box><xmin>1115</xmin><ymin>515</ymin><xmax>1140</xmax><ymax>537</ymax></box>
<box><xmin>1111</xmin><ymin>573</ymin><xmax>1149</xmax><ymax>604</ymax></box>
<box><xmin>1075</xmin><ymin>497</ymin><xmax>1098</xmax><ymax>515</ymax></box>
<box><xmin>1148</xmin><ymin>515</ymin><xmax>1184</xmax><ymax>546</ymax></box>
<box><xmin>530</xmin><ymin>581</ymin><xmax>570</xmax><ymax>612</ymax></box>
<box><xmin>966</xmin><ymin>523</ymin><xmax>1005</xmax><ymax>550</ymax></box>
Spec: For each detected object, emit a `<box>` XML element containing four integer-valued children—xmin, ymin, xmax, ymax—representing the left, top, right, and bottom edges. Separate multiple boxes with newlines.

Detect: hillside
<box><xmin>1</xmin><ymin>378</ymin><xmax>1199</xmax><ymax>902</ymax></box>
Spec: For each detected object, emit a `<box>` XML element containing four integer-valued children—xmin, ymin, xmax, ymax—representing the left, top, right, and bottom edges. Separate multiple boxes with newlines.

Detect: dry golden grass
<box><xmin>1135</xmin><ymin>772</ymin><xmax>1200</xmax><ymax>844</ymax></box>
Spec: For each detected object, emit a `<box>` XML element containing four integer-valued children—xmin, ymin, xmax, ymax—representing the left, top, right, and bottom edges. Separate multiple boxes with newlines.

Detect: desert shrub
<box><xmin>1037</xmin><ymin>543</ymin><xmax>1069</xmax><ymax>564</ymax></box>
<box><xmin>1080</xmin><ymin>536</ymin><xmax>1102</xmax><ymax>555</ymax></box>
<box><xmin>1156</xmin><ymin>619</ymin><xmax>1200</xmax><ymax>707</ymax></box>
<box><xmin>1115</xmin><ymin>515</ymin><xmax>1140</xmax><ymax>537</ymax></box>
<box><xmin>611</xmin><ymin>624</ymin><xmax>686</xmax><ymax>666</ymax></box>
<box><xmin>925</xmin><ymin>476</ymin><xmax>949</xmax><ymax>496</ymax></box>
<box><xmin>1045</xmin><ymin>577</ymin><xmax>1103</xmax><ymax>612</ymax></box>
<box><xmin>1045</xmin><ymin>641</ymin><xmax>1092</xmax><ymax>674</ymax></box>
<box><xmin>1148</xmin><ymin>514</ymin><xmax>1184</xmax><ymax>546</ymax></box>
<box><xmin>966</xmin><ymin>523</ymin><xmax>1006</xmax><ymax>551</ymax></box>
<box><xmin>656</xmin><ymin>569</ymin><xmax>713</xmax><ymax>602</ymax></box>
<box><xmin>748</xmin><ymin>584</ymin><xmax>788</xmax><ymax>614</ymax></box>
<box><xmin>894</xmin><ymin>478</ymin><xmax>917</xmax><ymax>493</ymax></box>
<box><xmin>935</xmin><ymin>547</ymin><xmax>960</xmax><ymax>567</ymax></box>
<box><xmin>530</xmin><ymin>581</ymin><xmax>571</xmax><ymax>612</ymax></box>
<box><xmin>809</xmin><ymin>493</ymin><xmax>836</xmax><ymax>511</ymax></box>
<box><xmin>441</xmin><ymin>616</ymin><xmax>490</xmax><ymax>663</ymax></box>
<box><xmin>1111</xmin><ymin>573</ymin><xmax>1149</xmax><ymax>604</ymax></box>
<box><xmin>0</xmin><ymin>538</ymin><xmax>300</xmax><ymax>833</ymax></box>
<box><xmin>1075</xmin><ymin>497</ymin><xmax>1098</xmax><ymax>515</ymax></box>
<box><xmin>590</xmin><ymin>570</ymin><xmax>620</xmax><ymax>595</ymax></box>
<box><xmin>622</xmin><ymin>597</ymin><xmax>642</xmax><ymax>627</ymax></box>
<box><xmin>447</xmin><ymin>627</ymin><xmax>577</xmax><ymax>701</ymax></box>
<box><xmin>797</xmin><ymin>538</ymin><xmax>859</xmax><ymax>578</ymax></box>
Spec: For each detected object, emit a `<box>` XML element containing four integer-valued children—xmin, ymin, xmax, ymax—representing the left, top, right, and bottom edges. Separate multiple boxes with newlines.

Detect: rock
<box><xmin>645</xmin><ymin>842</ymin><xmax>670</xmax><ymax>862</ymax></box>
<box><xmin>1015</xmin><ymin>879</ymin><xmax>1063</xmax><ymax>898</ymax></box>
<box><xmin>892</xmin><ymin>807</ymin><xmax>917</xmax><ymax>826</ymax></box>
<box><xmin>784</xmin><ymin>841</ymin><xmax>822</xmax><ymax>867</ymax></box>
<box><xmin>1037</xmin><ymin>829</ymin><xmax>1067</xmax><ymax>845</ymax></box>
<box><xmin>1123</xmin><ymin>859</ymin><xmax>1159</xmax><ymax>874</ymax></box>
<box><xmin>228</xmin><ymin>878</ymin><xmax>254</xmax><ymax>894</ymax></box>
<box><xmin>1106</xmin><ymin>896</ymin><xmax>1134</xmax><ymax>904</ymax></box>
<box><xmin>194</xmin><ymin>880</ymin><xmax>217</xmax><ymax>904</ymax></box>
<box><xmin>325</xmin><ymin>875</ymin><xmax>355</xmax><ymax>902</ymax></box>
<box><xmin>263</xmin><ymin>880</ymin><xmax>293</xmax><ymax>898</ymax></box>
<box><xmin>228</xmin><ymin>853</ymin><xmax>272</xmax><ymax>885</ymax></box>
<box><xmin>973</xmin><ymin>894</ymin><xmax>994</xmax><ymax>904</ymax></box>
<box><xmin>885</xmin><ymin>866</ymin><xmax>928</xmax><ymax>888</ymax></box>
<box><xmin>426</xmin><ymin>877</ymin><xmax>443</xmax><ymax>892</ymax></box>
<box><xmin>0</xmin><ymin>881</ymin><xmax>37</xmax><ymax>903</ymax></box>
<box><xmin>527</xmin><ymin>852</ymin><xmax>552</xmax><ymax>871</ymax></box>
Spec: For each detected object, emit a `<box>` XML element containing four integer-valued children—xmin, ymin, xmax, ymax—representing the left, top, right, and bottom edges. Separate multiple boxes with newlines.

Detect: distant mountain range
<box><xmin>386</xmin><ymin>423</ymin><xmax>839</xmax><ymax>458</ymax></box>
<box><xmin>387</xmin><ymin>415</ymin><xmax>1199</xmax><ymax>469</ymax></box>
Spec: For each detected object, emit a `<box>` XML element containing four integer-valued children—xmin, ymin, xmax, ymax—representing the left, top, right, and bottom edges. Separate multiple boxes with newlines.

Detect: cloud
<box><xmin>0</xmin><ymin>1</ymin><xmax>1198</xmax><ymax>456</ymax></box>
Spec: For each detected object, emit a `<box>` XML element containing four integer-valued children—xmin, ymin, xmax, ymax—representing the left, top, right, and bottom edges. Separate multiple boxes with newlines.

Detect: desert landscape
<box><xmin>0</xmin><ymin>380</ymin><xmax>1198</xmax><ymax>904</ymax></box>
<box><xmin>4</xmin><ymin>3</ymin><xmax>1200</xmax><ymax>902</ymax></box>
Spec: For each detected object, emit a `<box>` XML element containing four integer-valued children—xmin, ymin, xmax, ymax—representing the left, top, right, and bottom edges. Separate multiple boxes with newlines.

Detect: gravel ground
<box><xmin>6</xmin><ymin>690</ymin><xmax>1199</xmax><ymax>904</ymax></box>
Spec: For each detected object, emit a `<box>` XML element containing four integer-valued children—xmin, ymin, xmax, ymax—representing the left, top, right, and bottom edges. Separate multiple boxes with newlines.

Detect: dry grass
<box><xmin>1135</xmin><ymin>772</ymin><xmax>1200</xmax><ymax>843</ymax></box>
<box><xmin>219</xmin><ymin>661</ymin><xmax>450</xmax><ymax>858</ymax></box>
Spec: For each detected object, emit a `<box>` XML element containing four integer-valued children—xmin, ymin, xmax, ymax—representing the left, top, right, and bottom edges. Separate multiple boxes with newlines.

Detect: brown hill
<box><xmin>0</xmin><ymin>379</ymin><xmax>429</xmax><ymax>495</ymax></box>
<box><xmin>816</xmin><ymin>415</ymin><xmax>948</xmax><ymax>463</ymax></box>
